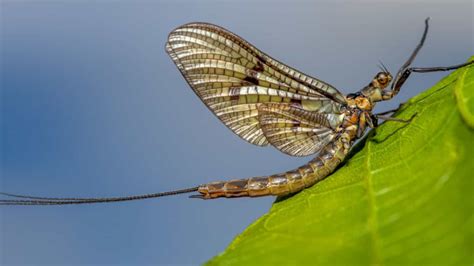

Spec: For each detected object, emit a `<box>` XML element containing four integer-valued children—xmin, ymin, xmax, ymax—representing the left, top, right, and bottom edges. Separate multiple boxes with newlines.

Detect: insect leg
<box><xmin>389</xmin><ymin>61</ymin><xmax>474</xmax><ymax>97</ymax></box>
<box><xmin>384</xmin><ymin>17</ymin><xmax>473</xmax><ymax>101</ymax></box>
<box><xmin>409</xmin><ymin>61</ymin><xmax>474</xmax><ymax>73</ymax></box>
<box><xmin>375</xmin><ymin>103</ymin><xmax>405</xmax><ymax>116</ymax></box>
<box><xmin>376</xmin><ymin>113</ymin><xmax>417</xmax><ymax>123</ymax></box>
<box><xmin>387</xmin><ymin>17</ymin><xmax>430</xmax><ymax>100</ymax></box>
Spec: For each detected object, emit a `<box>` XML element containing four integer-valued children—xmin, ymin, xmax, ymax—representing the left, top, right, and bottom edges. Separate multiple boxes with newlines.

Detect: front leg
<box><xmin>385</xmin><ymin>18</ymin><xmax>430</xmax><ymax>100</ymax></box>
<box><xmin>382</xmin><ymin>18</ymin><xmax>473</xmax><ymax>101</ymax></box>
<box><xmin>385</xmin><ymin>61</ymin><xmax>474</xmax><ymax>100</ymax></box>
<box><xmin>375</xmin><ymin>114</ymin><xmax>416</xmax><ymax>123</ymax></box>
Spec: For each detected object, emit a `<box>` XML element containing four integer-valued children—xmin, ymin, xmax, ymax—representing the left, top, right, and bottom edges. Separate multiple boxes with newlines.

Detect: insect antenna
<box><xmin>0</xmin><ymin>186</ymin><xmax>200</xmax><ymax>206</ymax></box>
<box><xmin>378</xmin><ymin>60</ymin><xmax>390</xmax><ymax>73</ymax></box>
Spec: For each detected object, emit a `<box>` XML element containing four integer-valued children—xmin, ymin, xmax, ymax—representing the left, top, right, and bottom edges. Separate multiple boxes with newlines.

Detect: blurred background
<box><xmin>1</xmin><ymin>0</ymin><xmax>472</xmax><ymax>265</ymax></box>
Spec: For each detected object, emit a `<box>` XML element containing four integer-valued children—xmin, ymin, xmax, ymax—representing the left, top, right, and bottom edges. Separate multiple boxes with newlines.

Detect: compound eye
<box><xmin>377</xmin><ymin>73</ymin><xmax>388</xmax><ymax>84</ymax></box>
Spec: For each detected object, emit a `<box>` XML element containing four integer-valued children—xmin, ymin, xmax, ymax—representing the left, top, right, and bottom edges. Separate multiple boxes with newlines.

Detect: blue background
<box><xmin>1</xmin><ymin>1</ymin><xmax>472</xmax><ymax>265</ymax></box>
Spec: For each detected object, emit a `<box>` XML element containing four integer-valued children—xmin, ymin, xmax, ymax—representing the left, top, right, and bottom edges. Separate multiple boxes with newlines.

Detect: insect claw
<box><xmin>409</xmin><ymin>112</ymin><xmax>418</xmax><ymax>121</ymax></box>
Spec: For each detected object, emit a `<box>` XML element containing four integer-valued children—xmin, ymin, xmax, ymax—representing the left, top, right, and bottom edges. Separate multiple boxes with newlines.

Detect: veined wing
<box><xmin>258</xmin><ymin>103</ymin><xmax>339</xmax><ymax>157</ymax></box>
<box><xmin>166</xmin><ymin>22</ymin><xmax>346</xmax><ymax>148</ymax></box>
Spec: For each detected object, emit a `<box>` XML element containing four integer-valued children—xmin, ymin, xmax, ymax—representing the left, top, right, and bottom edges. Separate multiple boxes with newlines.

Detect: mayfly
<box><xmin>1</xmin><ymin>18</ymin><xmax>472</xmax><ymax>205</ymax></box>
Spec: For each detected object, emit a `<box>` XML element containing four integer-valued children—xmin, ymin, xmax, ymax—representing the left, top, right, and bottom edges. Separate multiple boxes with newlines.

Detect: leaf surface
<box><xmin>207</xmin><ymin>56</ymin><xmax>474</xmax><ymax>265</ymax></box>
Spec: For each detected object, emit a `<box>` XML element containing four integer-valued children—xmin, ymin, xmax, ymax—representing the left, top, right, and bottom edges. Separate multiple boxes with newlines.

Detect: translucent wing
<box><xmin>258</xmin><ymin>103</ymin><xmax>339</xmax><ymax>157</ymax></box>
<box><xmin>166</xmin><ymin>22</ymin><xmax>346</xmax><ymax>148</ymax></box>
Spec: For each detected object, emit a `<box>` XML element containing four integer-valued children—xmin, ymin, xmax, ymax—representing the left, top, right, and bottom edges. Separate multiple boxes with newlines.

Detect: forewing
<box><xmin>166</xmin><ymin>22</ymin><xmax>346</xmax><ymax>147</ymax></box>
<box><xmin>258</xmin><ymin>103</ymin><xmax>338</xmax><ymax>157</ymax></box>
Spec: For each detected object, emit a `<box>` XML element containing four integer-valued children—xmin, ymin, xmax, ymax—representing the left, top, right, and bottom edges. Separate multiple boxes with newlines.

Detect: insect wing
<box><xmin>258</xmin><ymin>103</ymin><xmax>339</xmax><ymax>157</ymax></box>
<box><xmin>166</xmin><ymin>22</ymin><xmax>346</xmax><ymax>151</ymax></box>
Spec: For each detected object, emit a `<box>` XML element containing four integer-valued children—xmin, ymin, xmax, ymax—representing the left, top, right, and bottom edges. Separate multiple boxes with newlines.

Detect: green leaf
<box><xmin>207</xmin><ymin>56</ymin><xmax>474</xmax><ymax>266</ymax></box>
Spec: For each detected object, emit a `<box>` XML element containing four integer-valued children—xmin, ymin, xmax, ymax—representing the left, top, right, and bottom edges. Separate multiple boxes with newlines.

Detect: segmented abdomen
<box><xmin>197</xmin><ymin>135</ymin><xmax>349</xmax><ymax>199</ymax></box>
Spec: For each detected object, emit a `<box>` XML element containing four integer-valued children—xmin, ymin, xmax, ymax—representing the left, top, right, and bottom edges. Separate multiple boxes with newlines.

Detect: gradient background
<box><xmin>1</xmin><ymin>1</ymin><xmax>472</xmax><ymax>265</ymax></box>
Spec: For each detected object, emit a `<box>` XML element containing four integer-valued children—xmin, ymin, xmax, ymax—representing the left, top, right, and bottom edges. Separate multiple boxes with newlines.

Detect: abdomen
<box><xmin>196</xmin><ymin>136</ymin><xmax>349</xmax><ymax>199</ymax></box>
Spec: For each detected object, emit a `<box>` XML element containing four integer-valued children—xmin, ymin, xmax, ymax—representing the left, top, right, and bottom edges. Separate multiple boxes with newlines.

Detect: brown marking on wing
<box><xmin>243</xmin><ymin>76</ymin><xmax>259</xmax><ymax>85</ymax></box>
<box><xmin>229</xmin><ymin>87</ymin><xmax>240</xmax><ymax>101</ymax></box>
<box><xmin>253</xmin><ymin>60</ymin><xmax>265</xmax><ymax>72</ymax></box>
<box><xmin>256</xmin><ymin>54</ymin><xmax>267</xmax><ymax>64</ymax></box>
<box><xmin>290</xmin><ymin>98</ymin><xmax>302</xmax><ymax>106</ymax></box>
